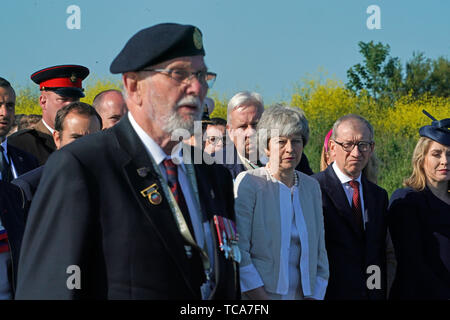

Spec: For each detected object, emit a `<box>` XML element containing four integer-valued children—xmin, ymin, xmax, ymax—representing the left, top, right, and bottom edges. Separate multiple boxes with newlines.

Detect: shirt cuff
<box><xmin>307</xmin><ymin>276</ymin><xmax>328</xmax><ymax>300</ymax></box>
<box><xmin>240</xmin><ymin>263</ymin><xmax>264</xmax><ymax>292</ymax></box>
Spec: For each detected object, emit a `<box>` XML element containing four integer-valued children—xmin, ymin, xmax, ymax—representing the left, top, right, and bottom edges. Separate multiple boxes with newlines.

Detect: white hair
<box><xmin>227</xmin><ymin>91</ymin><xmax>264</xmax><ymax>124</ymax></box>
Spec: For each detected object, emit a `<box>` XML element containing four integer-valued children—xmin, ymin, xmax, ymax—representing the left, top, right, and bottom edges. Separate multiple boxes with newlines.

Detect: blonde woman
<box><xmin>388</xmin><ymin>111</ymin><xmax>450</xmax><ymax>299</ymax></box>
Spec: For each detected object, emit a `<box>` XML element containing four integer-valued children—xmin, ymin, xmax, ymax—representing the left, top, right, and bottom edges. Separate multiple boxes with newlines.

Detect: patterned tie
<box><xmin>348</xmin><ymin>180</ymin><xmax>364</xmax><ymax>232</ymax></box>
<box><xmin>0</xmin><ymin>145</ymin><xmax>12</xmax><ymax>183</ymax></box>
<box><xmin>163</xmin><ymin>158</ymin><xmax>194</xmax><ymax>235</ymax></box>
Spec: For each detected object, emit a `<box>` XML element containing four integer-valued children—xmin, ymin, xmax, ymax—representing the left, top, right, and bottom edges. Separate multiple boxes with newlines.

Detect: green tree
<box><xmin>346</xmin><ymin>41</ymin><xmax>403</xmax><ymax>100</ymax></box>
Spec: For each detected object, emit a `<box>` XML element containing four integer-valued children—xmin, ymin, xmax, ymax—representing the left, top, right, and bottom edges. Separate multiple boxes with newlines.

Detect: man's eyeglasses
<box><xmin>333</xmin><ymin>140</ymin><xmax>374</xmax><ymax>152</ymax></box>
<box><xmin>142</xmin><ymin>68</ymin><xmax>217</xmax><ymax>88</ymax></box>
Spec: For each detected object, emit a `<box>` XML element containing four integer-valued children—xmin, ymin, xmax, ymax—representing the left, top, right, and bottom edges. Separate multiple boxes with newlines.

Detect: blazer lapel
<box><xmin>323</xmin><ymin>165</ymin><xmax>365</xmax><ymax>239</ymax></box>
<box><xmin>112</xmin><ymin>116</ymin><xmax>200</xmax><ymax>296</ymax></box>
<box><xmin>361</xmin><ymin>176</ymin><xmax>378</xmax><ymax>243</ymax></box>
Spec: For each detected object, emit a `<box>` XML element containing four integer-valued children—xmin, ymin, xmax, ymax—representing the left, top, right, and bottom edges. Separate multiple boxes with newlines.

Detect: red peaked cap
<box><xmin>31</xmin><ymin>65</ymin><xmax>89</xmax><ymax>98</ymax></box>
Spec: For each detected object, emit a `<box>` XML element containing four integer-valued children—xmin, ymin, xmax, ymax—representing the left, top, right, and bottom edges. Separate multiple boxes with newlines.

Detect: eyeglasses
<box><xmin>206</xmin><ymin>135</ymin><xmax>225</xmax><ymax>145</ymax></box>
<box><xmin>142</xmin><ymin>68</ymin><xmax>217</xmax><ymax>88</ymax></box>
<box><xmin>333</xmin><ymin>140</ymin><xmax>374</xmax><ymax>152</ymax></box>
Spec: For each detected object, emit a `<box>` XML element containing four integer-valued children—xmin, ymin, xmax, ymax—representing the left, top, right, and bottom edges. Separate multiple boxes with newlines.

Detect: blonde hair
<box><xmin>403</xmin><ymin>137</ymin><xmax>433</xmax><ymax>191</ymax></box>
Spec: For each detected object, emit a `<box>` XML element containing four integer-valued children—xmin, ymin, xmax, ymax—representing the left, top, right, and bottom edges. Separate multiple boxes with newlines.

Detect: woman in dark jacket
<box><xmin>388</xmin><ymin>111</ymin><xmax>450</xmax><ymax>300</ymax></box>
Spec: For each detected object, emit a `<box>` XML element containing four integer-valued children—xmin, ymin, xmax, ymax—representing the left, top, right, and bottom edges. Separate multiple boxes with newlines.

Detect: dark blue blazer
<box><xmin>7</xmin><ymin>144</ymin><xmax>39</xmax><ymax>177</ymax></box>
<box><xmin>0</xmin><ymin>181</ymin><xmax>27</xmax><ymax>295</ymax></box>
<box><xmin>313</xmin><ymin>164</ymin><xmax>388</xmax><ymax>300</ymax></box>
<box><xmin>388</xmin><ymin>187</ymin><xmax>450</xmax><ymax>299</ymax></box>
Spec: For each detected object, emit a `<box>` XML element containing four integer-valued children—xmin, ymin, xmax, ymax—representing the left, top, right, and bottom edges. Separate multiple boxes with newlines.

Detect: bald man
<box><xmin>92</xmin><ymin>90</ymin><xmax>127</xmax><ymax>129</ymax></box>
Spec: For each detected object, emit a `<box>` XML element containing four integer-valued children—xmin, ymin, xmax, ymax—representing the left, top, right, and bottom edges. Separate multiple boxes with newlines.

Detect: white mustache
<box><xmin>175</xmin><ymin>96</ymin><xmax>202</xmax><ymax>111</ymax></box>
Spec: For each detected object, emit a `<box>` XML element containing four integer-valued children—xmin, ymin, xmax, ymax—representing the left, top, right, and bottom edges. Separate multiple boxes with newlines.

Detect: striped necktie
<box><xmin>163</xmin><ymin>158</ymin><xmax>195</xmax><ymax>235</ymax></box>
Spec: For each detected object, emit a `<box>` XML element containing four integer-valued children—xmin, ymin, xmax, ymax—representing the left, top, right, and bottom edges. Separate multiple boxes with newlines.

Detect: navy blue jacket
<box><xmin>0</xmin><ymin>181</ymin><xmax>27</xmax><ymax>295</ymax></box>
<box><xmin>313</xmin><ymin>165</ymin><xmax>388</xmax><ymax>300</ymax></box>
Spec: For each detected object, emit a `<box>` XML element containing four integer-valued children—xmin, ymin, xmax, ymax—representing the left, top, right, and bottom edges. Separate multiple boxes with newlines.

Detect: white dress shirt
<box><xmin>332</xmin><ymin>162</ymin><xmax>367</xmax><ymax>228</ymax></box>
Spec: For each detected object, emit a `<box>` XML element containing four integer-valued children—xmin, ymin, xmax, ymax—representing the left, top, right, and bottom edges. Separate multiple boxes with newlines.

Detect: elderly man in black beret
<box><xmin>16</xmin><ymin>23</ymin><xmax>240</xmax><ymax>300</ymax></box>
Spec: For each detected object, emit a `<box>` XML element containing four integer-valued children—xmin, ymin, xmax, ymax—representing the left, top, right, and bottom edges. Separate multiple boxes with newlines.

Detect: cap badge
<box><xmin>193</xmin><ymin>28</ymin><xmax>203</xmax><ymax>50</ymax></box>
<box><xmin>70</xmin><ymin>73</ymin><xmax>77</xmax><ymax>83</ymax></box>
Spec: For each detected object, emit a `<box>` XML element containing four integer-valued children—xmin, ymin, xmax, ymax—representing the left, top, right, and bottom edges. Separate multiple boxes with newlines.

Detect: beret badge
<box><xmin>193</xmin><ymin>28</ymin><xmax>203</xmax><ymax>50</ymax></box>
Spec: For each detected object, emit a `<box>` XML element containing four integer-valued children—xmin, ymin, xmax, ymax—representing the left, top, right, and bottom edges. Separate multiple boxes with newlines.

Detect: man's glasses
<box><xmin>142</xmin><ymin>68</ymin><xmax>217</xmax><ymax>88</ymax></box>
<box><xmin>333</xmin><ymin>140</ymin><xmax>374</xmax><ymax>152</ymax></box>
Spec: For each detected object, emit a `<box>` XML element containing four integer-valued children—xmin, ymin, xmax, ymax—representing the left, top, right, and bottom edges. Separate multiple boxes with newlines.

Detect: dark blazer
<box><xmin>6</xmin><ymin>144</ymin><xmax>39</xmax><ymax>178</ymax></box>
<box><xmin>388</xmin><ymin>187</ymin><xmax>450</xmax><ymax>300</ymax></box>
<box><xmin>8</xmin><ymin>120</ymin><xmax>56</xmax><ymax>166</ymax></box>
<box><xmin>0</xmin><ymin>181</ymin><xmax>27</xmax><ymax>295</ymax></box>
<box><xmin>313</xmin><ymin>164</ymin><xmax>388</xmax><ymax>300</ymax></box>
<box><xmin>11</xmin><ymin>166</ymin><xmax>43</xmax><ymax>221</ymax></box>
<box><xmin>15</xmin><ymin>115</ymin><xmax>240</xmax><ymax>300</ymax></box>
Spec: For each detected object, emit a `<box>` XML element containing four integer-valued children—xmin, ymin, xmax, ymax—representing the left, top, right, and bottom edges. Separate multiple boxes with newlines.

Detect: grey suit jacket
<box><xmin>234</xmin><ymin>167</ymin><xmax>329</xmax><ymax>298</ymax></box>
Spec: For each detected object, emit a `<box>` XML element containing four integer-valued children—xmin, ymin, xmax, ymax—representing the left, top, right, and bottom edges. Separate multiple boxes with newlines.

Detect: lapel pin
<box><xmin>140</xmin><ymin>183</ymin><xmax>162</xmax><ymax>205</ymax></box>
<box><xmin>210</xmin><ymin>189</ymin><xmax>215</xmax><ymax>199</ymax></box>
<box><xmin>137</xmin><ymin>167</ymin><xmax>151</xmax><ymax>178</ymax></box>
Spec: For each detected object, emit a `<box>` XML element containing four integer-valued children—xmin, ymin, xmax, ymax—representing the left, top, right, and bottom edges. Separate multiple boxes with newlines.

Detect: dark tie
<box><xmin>0</xmin><ymin>145</ymin><xmax>12</xmax><ymax>183</ymax></box>
<box><xmin>163</xmin><ymin>158</ymin><xmax>195</xmax><ymax>236</ymax></box>
<box><xmin>349</xmin><ymin>180</ymin><xmax>364</xmax><ymax>232</ymax></box>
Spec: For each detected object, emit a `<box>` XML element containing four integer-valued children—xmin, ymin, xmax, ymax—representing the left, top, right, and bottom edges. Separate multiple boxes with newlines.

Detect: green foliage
<box><xmin>347</xmin><ymin>41</ymin><xmax>450</xmax><ymax>101</ymax></box>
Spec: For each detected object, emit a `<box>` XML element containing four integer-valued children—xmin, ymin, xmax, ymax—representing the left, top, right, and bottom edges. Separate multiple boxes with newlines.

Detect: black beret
<box><xmin>419</xmin><ymin>110</ymin><xmax>450</xmax><ymax>146</ymax></box>
<box><xmin>31</xmin><ymin>65</ymin><xmax>89</xmax><ymax>98</ymax></box>
<box><xmin>110</xmin><ymin>23</ymin><xmax>205</xmax><ymax>74</ymax></box>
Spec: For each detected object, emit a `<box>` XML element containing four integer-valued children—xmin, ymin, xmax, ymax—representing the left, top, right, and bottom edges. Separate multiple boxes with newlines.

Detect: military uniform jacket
<box><xmin>8</xmin><ymin>119</ymin><xmax>56</xmax><ymax>166</ymax></box>
<box><xmin>15</xmin><ymin>116</ymin><xmax>240</xmax><ymax>300</ymax></box>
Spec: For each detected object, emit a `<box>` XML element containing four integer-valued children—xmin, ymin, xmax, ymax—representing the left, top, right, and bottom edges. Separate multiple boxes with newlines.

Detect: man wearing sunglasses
<box><xmin>16</xmin><ymin>23</ymin><xmax>239</xmax><ymax>300</ymax></box>
<box><xmin>313</xmin><ymin>114</ymin><xmax>388</xmax><ymax>300</ymax></box>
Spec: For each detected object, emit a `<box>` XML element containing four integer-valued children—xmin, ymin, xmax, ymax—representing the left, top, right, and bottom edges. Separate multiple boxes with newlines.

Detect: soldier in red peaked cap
<box><xmin>8</xmin><ymin>65</ymin><xmax>89</xmax><ymax>165</ymax></box>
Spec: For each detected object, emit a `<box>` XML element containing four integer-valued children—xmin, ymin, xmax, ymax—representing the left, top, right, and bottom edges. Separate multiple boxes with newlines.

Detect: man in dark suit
<box><xmin>12</xmin><ymin>102</ymin><xmax>102</xmax><ymax>208</ymax></box>
<box><xmin>16</xmin><ymin>23</ymin><xmax>240</xmax><ymax>300</ymax></box>
<box><xmin>0</xmin><ymin>181</ymin><xmax>27</xmax><ymax>299</ymax></box>
<box><xmin>0</xmin><ymin>77</ymin><xmax>39</xmax><ymax>183</ymax></box>
<box><xmin>313</xmin><ymin>114</ymin><xmax>388</xmax><ymax>300</ymax></box>
<box><xmin>8</xmin><ymin>65</ymin><xmax>89</xmax><ymax>165</ymax></box>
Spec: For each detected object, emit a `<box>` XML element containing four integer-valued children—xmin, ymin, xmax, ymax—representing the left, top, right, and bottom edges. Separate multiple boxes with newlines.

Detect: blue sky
<box><xmin>1</xmin><ymin>0</ymin><xmax>449</xmax><ymax>104</ymax></box>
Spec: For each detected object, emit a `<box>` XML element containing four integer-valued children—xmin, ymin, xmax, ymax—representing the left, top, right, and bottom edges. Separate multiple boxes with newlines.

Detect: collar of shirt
<box><xmin>42</xmin><ymin>119</ymin><xmax>55</xmax><ymax>135</ymax></box>
<box><xmin>128</xmin><ymin>112</ymin><xmax>186</xmax><ymax>172</ymax></box>
<box><xmin>332</xmin><ymin>161</ymin><xmax>362</xmax><ymax>185</ymax></box>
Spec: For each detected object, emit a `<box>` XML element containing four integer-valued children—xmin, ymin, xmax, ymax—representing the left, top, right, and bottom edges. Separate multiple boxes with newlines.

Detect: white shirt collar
<box><xmin>42</xmin><ymin>119</ymin><xmax>55</xmax><ymax>135</ymax></box>
<box><xmin>332</xmin><ymin>161</ymin><xmax>362</xmax><ymax>185</ymax></box>
<box><xmin>127</xmin><ymin>112</ymin><xmax>185</xmax><ymax>170</ymax></box>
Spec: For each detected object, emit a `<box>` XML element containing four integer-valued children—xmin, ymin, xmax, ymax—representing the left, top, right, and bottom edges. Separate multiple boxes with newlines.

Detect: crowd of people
<box><xmin>0</xmin><ymin>22</ymin><xmax>448</xmax><ymax>300</ymax></box>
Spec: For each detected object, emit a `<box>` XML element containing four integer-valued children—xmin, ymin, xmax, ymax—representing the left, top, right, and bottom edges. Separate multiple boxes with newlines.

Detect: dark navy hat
<box><xmin>31</xmin><ymin>65</ymin><xmax>89</xmax><ymax>98</ymax></box>
<box><xmin>110</xmin><ymin>23</ymin><xmax>205</xmax><ymax>74</ymax></box>
<box><xmin>419</xmin><ymin>110</ymin><xmax>450</xmax><ymax>146</ymax></box>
